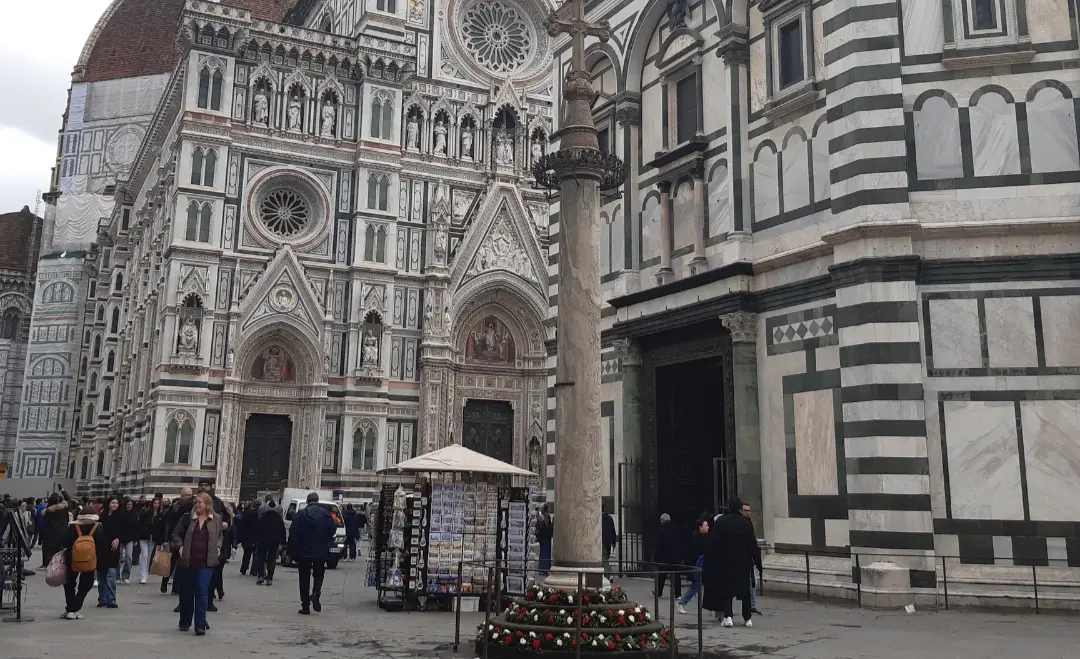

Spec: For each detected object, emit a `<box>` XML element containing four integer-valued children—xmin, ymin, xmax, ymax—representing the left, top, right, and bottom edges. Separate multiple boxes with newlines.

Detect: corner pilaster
<box><xmin>721</xmin><ymin>311</ymin><xmax>763</xmax><ymax>535</ymax></box>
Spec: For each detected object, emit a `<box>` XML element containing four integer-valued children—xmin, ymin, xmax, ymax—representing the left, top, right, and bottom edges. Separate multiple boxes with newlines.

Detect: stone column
<box><xmin>657</xmin><ymin>181</ymin><xmax>674</xmax><ymax>284</ymax></box>
<box><xmin>614</xmin><ymin>338</ymin><xmax>643</xmax><ymax>535</ymax></box>
<box><xmin>717</xmin><ymin>28</ymin><xmax>750</xmax><ymax>237</ymax></box>
<box><xmin>690</xmin><ymin>164</ymin><xmax>708</xmax><ymax>274</ymax></box>
<box><xmin>720</xmin><ymin>311</ymin><xmax>763</xmax><ymax>536</ymax></box>
<box><xmin>214</xmin><ymin>390</ymin><xmax>243</xmax><ymax>503</ymax></box>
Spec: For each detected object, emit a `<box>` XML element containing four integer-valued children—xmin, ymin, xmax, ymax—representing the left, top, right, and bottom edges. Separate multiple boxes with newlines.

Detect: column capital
<box><xmin>614</xmin><ymin>338</ymin><xmax>642</xmax><ymax>367</ymax></box>
<box><xmin>720</xmin><ymin>311</ymin><xmax>758</xmax><ymax>343</ymax></box>
<box><xmin>658</xmin><ymin>180</ymin><xmax>672</xmax><ymax>194</ymax></box>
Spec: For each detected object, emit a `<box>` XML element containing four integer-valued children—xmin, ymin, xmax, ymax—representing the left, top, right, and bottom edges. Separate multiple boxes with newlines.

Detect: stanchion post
<box><xmin>805</xmin><ymin>550</ymin><xmax>811</xmax><ymax>600</ymax></box>
<box><xmin>942</xmin><ymin>557</ymin><xmax>949</xmax><ymax>611</ymax></box>
<box><xmin>668</xmin><ymin>568</ymin><xmax>676</xmax><ymax>659</ymax></box>
<box><xmin>855</xmin><ymin>553</ymin><xmax>862</xmax><ymax>606</ymax></box>
<box><xmin>482</xmin><ymin>565</ymin><xmax>493</xmax><ymax>659</ymax></box>
<box><xmin>3</xmin><ymin>531</ymin><xmax>34</xmax><ymax>623</ymax></box>
<box><xmin>453</xmin><ymin>560</ymin><xmax>463</xmax><ymax>651</ymax></box>
<box><xmin>575</xmin><ymin>571</ymin><xmax>583</xmax><ymax>659</ymax></box>
<box><xmin>1032</xmin><ymin>565</ymin><xmax>1040</xmax><ymax>614</ymax></box>
<box><xmin>695</xmin><ymin>567</ymin><xmax>702</xmax><ymax>659</ymax></box>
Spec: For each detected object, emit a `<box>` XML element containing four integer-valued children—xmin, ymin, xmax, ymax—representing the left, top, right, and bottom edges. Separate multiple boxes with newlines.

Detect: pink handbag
<box><xmin>45</xmin><ymin>550</ymin><xmax>68</xmax><ymax>587</ymax></box>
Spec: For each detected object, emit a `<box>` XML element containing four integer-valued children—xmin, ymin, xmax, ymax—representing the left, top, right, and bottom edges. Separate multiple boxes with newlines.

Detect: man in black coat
<box><xmin>287</xmin><ymin>492</ymin><xmax>337</xmax><ymax>615</ymax></box>
<box><xmin>651</xmin><ymin>513</ymin><xmax>683</xmax><ymax>598</ymax></box>
<box><xmin>343</xmin><ymin>505</ymin><xmax>360</xmax><ymax>561</ymax></box>
<box><xmin>702</xmin><ymin>497</ymin><xmax>758</xmax><ymax>627</ymax></box>
<box><xmin>162</xmin><ymin>488</ymin><xmax>193</xmax><ymax>595</ymax></box>
<box><xmin>255</xmin><ymin>499</ymin><xmax>286</xmax><ymax>586</ymax></box>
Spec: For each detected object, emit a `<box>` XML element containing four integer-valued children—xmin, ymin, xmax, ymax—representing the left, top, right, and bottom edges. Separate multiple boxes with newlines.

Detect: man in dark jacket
<box><xmin>601</xmin><ymin>510</ymin><xmax>618</xmax><ymax>579</ymax></box>
<box><xmin>704</xmin><ymin>498</ymin><xmax>759</xmax><ymax>627</ymax></box>
<box><xmin>256</xmin><ymin>499</ymin><xmax>286</xmax><ymax>586</ymax></box>
<box><xmin>162</xmin><ymin>489</ymin><xmax>193</xmax><ymax>595</ymax></box>
<box><xmin>343</xmin><ymin>505</ymin><xmax>360</xmax><ymax>561</ymax></box>
<box><xmin>651</xmin><ymin>513</ymin><xmax>683</xmax><ymax>598</ymax></box>
<box><xmin>287</xmin><ymin>492</ymin><xmax>337</xmax><ymax>614</ymax></box>
<box><xmin>238</xmin><ymin>502</ymin><xmax>260</xmax><ymax>575</ymax></box>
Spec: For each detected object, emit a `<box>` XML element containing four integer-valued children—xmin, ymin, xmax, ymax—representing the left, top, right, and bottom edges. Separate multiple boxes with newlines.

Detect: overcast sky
<box><xmin>0</xmin><ymin>0</ymin><xmax>112</xmax><ymax>213</ymax></box>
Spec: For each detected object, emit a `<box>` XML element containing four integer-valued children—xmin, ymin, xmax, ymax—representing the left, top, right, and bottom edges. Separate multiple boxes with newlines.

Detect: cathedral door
<box><xmin>240</xmin><ymin>414</ymin><xmax>293</xmax><ymax>500</ymax></box>
<box><xmin>654</xmin><ymin>357</ymin><xmax>733</xmax><ymax>528</ymax></box>
<box><xmin>462</xmin><ymin>400</ymin><xmax>514</xmax><ymax>464</ymax></box>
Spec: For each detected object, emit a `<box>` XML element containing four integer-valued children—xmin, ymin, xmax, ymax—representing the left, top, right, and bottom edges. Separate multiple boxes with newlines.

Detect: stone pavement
<box><xmin>2</xmin><ymin>562</ymin><xmax>1077</xmax><ymax>658</ymax></box>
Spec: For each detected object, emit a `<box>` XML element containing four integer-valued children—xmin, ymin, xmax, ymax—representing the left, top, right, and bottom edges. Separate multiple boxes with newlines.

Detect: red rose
<box><xmin>546</xmin><ymin>633</ymin><xmax>554</xmax><ymax>640</ymax></box>
<box><xmin>583</xmin><ymin>616</ymin><xmax>590</xmax><ymax>625</ymax></box>
<box><xmin>532</xmin><ymin>640</ymin><xmax>540</xmax><ymax>649</ymax></box>
<box><xmin>516</xmin><ymin>631</ymin><xmax>524</xmax><ymax>637</ymax></box>
<box><xmin>583</xmin><ymin>595</ymin><xmax>590</xmax><ymax>602</ymax></box>
<box><xmin>504</xmin><ymin>636</ymin><xmax>512</xmax><ymax>644</ymax></box>
<box><xmin>560</xmin><ymin>589</ymin><xmax>567</xmax><ymax>594</ymax></box>
<box><xmin>618</xmin><ymin>616</ymin><xmax>626</xmax><ymax>624</ymax></box>
<box><xmin>582</xmin><ymin>633</ymin><xmax>589</xmax><ymax>640</ymax></box>
<box><xmin>608</xmin><ymin>642</ymin><xmax>616</xmax><ymax>650</ymax></box>
<box><xmin>615</xmin><ymin>635</ymin><xmax>621</xmax><ymax>641</ymax></box>
<box><xmin>550</xmin><ymin>595</ymin><xmax>557</xmax><ymax>603</ymax></box>
<box><xmin>526</xmin><ymin>591</ymin><xmax>533</xmax><ymax>600</ymax></box>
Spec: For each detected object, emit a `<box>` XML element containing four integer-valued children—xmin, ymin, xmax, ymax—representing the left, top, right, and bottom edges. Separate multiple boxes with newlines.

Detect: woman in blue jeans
<box><xmin>171</xmin><ymin>493</ymin><xmax>224</xmax><ymax>636</ymax></box>
<box><xmin>676</xmin><ymin>517</ymin><xmax>710</xmax><ymax>614</ymax></box>
<box><xmin>97</xmin><ymin>497</ymin><xmax>123</xmax><ymax>608</ymax></box>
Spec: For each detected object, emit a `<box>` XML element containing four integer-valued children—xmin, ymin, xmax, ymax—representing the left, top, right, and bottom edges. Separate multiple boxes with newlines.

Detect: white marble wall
<box><xmin>707</xmin><ymin>163</ymin><xmax>730</xmax><ymax>238</ymax></box>
<box><xmin>942</xmin><ymin>400</ymin><xmax>1025</xmax><ymax>520</ymax></box>
<box><xmin>1021</xmin><ymin>400</ymin><xmax>1080</xmax><ymax>521</ymax></box>
<box><xmin>753</xmin><ymin>148</ymin><xmax>779</xmax><ymax>221</ymax></box>
<box><xmin>984</xmin><ymin>297</ymin><xmax>1037</xmax><ymax>366</ymax></box>
<box><xmin>1029</xmin><ymin>87</ymin><xmax>1080</xmax><ymax>174</ymax></box>
<box><xmin>672</xmin><ymin>181</ymin><xmax>695</xmax><ymax>251</ymax></box>
<box><xmin>641</xmin><ymin>195</ymin><xmax>661</xmax><ymax>263</ymax></box>
<box><xmin>1040</xmin><ymin>295</ymin><xmax>1080</xmax><ymax>366</ymax></box>
<box><xmin>927</xmin><ymin>298</ymin><xmax>981</xmax><ymax>367</ymax></box>
<box><xmin>782</xmin><ymin>134</ymin><xmax>811</xmax><ymax>212</ymax></box>
<box><xmin>914</xmin><ymin>96</ymin><xmax>963</xmax><ymax>180</ymax></box>
<box><xmin>793</xmin><ymin>389</ymin><xmax>838</xmax><ymax>495</ymax></box>
<box><xmin>970</xmin><ymin>93</ymin><xmax>1022</xmax><ymax>177</ymax></box>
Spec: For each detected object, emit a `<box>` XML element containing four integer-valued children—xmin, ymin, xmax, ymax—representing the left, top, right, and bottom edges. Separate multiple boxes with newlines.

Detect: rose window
<box><xmin>460</xmin><ymin>0</ymin><xmax>534</xmax><ymax>74</ymax></box>
<box><xmin>259</xmin><ymin>189</ymin><xmax>309</xmax><ymax>237</ymax></box>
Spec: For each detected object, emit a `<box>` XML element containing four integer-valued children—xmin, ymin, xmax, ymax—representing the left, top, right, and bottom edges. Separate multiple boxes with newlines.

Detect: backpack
<box><xmin>71</xmin><ymin>523</ymin><xmax>99</xmax><ymax>573</ymax></box>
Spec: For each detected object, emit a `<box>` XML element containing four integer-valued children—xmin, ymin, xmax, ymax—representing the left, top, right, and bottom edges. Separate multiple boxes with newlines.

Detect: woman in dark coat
<box><xmin>704</xmin><ymin>498</ymin><xmax>758</xmax><ymax>627</ymax></box>
<box><xmin>97</xmin><ymin>497</ymin><xmax>123</xmax><ymax>608</ymax></box>
<box><xmin>676</xmin><ymin>517</ymin><xmax>710</xmax><ymax>613</ymax></box>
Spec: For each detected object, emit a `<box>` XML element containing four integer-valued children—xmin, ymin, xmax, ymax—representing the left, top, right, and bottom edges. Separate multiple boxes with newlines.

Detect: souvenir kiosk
<box><xmin>368</xmin><ymin>445</ymin><xmax>537</xmax><ymax>611</ymax></box>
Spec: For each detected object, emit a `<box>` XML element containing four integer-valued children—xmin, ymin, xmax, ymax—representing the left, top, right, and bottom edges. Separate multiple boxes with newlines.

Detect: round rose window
<box><xmin>259</xmin><ymin>189</ymin><xmax>309</xmax><ymax>237</ymax></box>
<box><xmin>460</xmin><ymin>0</ymin><xmax>534</xmax><ymax>75</ymax></box>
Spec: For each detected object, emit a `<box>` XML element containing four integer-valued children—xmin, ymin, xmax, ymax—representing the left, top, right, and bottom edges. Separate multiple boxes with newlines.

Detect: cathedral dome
<box><xmin>75</xmin><ymin>0</ymin><xmax>298</xmax><ymax>83</ymax></box>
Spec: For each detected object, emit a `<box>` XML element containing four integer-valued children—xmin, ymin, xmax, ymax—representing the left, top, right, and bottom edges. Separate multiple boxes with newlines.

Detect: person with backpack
<box><xmin>62</xmin><ymin>510</ymin><xmax>108</xmax><ymax>619</ymax></box>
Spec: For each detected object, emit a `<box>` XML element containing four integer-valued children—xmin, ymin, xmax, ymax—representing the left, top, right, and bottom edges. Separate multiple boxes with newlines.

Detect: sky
<box><xmin>0</xmin><ymin>0</ymin><xmax>112</xmax><ymax>214</ymax></box>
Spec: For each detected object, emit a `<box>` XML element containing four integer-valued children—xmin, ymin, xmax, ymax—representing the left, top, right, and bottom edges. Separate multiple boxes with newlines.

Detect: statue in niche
<box><xmin>363</xmin><ymin>330</ymin><xmax>380</xmax><ymax>366</ymax></box>
<box><xmin>287</xmin><ymin>96</ymin><xmax>302</xmax><ymax>131</ymax></box>
<box><xmin>531</xmin><ymin>141</ymin><xmax>543</xmax><ymax>167</ymax></box>
<box><xmin>178</xmin><ymin>317</ymin><xmax>199</xmax><ymax>353</ymax></box>
<box><xmin>434</xmin><ymin>223</ymin><xmax>448</xmax><ymax>261</ymax></box>
<box><xmin>461</xmin><ymin>126</ymin><xmax>474</xmax><ymax>158</ymax></box>
<box><xmin>433</xmin><ymin>119</ymin><xmax>448</xmax><ymax>155</ymax></box>
<box><xmin>227</xmin><ymin>348</ymin><xmax>235</xmax><ymax>369</ymax></box>
<box><xmin>667</xmin><ymin>0</ymin><xmax>690</xmax><ymax>29</ymax></box>
<box><xmin>320</xmin><ymin>99</ymin><xmax>336</xmax><ymax>137</ymax></box>
<box><xmin>495</xmin><ymin>131</ymin><xmax>514</xmax><ymax>165</ymax></box>
<box><xmin>434</xmin><ymin>180</ymin><xmax>450</xmax><ymax>208</ymax></box>
<box><xmin>406</xmin><ymin>115</ymin><xmax>419</xmax><ymax>150</ymax></box>
<box><xmin>254</xmin><ymin>90</ymin><xmax>270</xmax><ymax>125</ymax></box>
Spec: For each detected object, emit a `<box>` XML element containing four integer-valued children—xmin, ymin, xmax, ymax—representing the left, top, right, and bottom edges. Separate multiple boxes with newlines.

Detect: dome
<box><xmin>76</xmin><ymin>0</ymin><xmax>299</xmax><ymax>84</ymax></box>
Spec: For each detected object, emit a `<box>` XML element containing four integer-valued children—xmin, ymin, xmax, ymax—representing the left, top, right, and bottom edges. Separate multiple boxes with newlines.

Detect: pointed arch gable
<box><xmin>235</xmin><ymin>322</ymin><xmax>324</xmax><ymax>385</ymax></box>
<box><xmin>451</xmin><ymin>279</ymin><xmax>547</xmax><ymax>358</ymax></box>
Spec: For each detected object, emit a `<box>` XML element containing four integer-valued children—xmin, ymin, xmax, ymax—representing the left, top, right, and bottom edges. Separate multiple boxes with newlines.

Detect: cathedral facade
<box><xmin>16</xmin><ymin>0</ymin><xmax>555</xmax><ymax>502</ymax></box>
<box><xmin>544</xmin><ymin>0</ymin><xmax>1080</xmax><ymax>602</ymax></box>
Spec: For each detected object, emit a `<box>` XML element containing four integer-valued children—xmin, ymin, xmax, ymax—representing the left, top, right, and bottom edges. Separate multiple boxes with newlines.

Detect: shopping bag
<box><xmin>45</xmin><ymin>551</ymin><xmax>68</xmax><ymax>587</ymax></box>
<box><xmin>150</xmin><ymin>545</ymin><xmax>172</xmax><ymax>577</ymax></box>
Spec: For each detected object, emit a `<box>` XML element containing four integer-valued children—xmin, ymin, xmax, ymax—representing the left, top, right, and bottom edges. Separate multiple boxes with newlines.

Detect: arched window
<box><xmin>69</xmin><ymin>460</ymin><xmax>76</xmax><ymax>479</ymax></box>
<box><xmin>367</xmin><ymin>173</ymin><xmax>379</xmax><ymax>209</ymax></box>
<box><xmin>186</xmin><ymin>202</ymin><xmax>212</xmax><ymax>242</ymax></box>
<box><xmin>191</xmin><ymin>147</ymin><xmax>217</xmax><ymax>186</ymax></box>
<box><xmin>352</xmin><ymin>422</ymin><xmax>377</xmax><ymax>470</ymax></box>
<box><xmin>381</xmin><ymin>99</ymin><xmax>393</xmax><ymax>142</ymax></box>
<box><xmin>199</xmin><ymin>204</ymin><xmax>212</xmax><ymax>242</ymax></box>
<box><xmin>376</xmin><ymin>226</ymin><xmax>387</xmax><ymax>263</ymax></box>
<box><xmin>364</xmin><ymin>224</ymin><xmax>377</xmax><ymax>261</ymax></box>
<box><xmin>378</xmin><ymin>175</ymin><xmax>390</xmax><ymax>211</ymax></box>
<box><xmin>115</xmin><ymin>272</ymin><xmax>124</xmax><ymax>292</ymax></box>
<box><xmin>1</xmin><ymin>308</ymin><xmax>19</xmax><ymax>340</ymax></box>
<box><xmin>203</xmin><ymin>148</ymin><xmax>217</xmax><ymax>186</ymax></box>
<box><xmin>319</xmin><ymin>13</ymin><xmax>333</xmax><ymax>32</ymax></box>
<box><xmin>96</xmin><ymin>305</ymin><xmax>105</xmax><ymax>322</ymax></box>
<box><xmin>211</xmin><ymin>69</ymin><xmax>224</xmax><ymax>111</ymax></box>
<box><xmin>93</xmin><ymin>334</ymin><xmax>102</xmax><ymax>358</ymax></box>
<box><xmin>86</xmin><ymin>403</ymin><xmax>96</xmax><ymax>426</ymax></box>
<box><xmin>89</xmin><ymin>372</ymin><xmax>98</xmax><ymax>391</ymax></box>
<box><xmin>80</xmin><ymin>456</ymin><xmax>89</xmax><ymax>480</ymax></box>
<box><xmin>80</xmin><ymin>356</ymin><xmax>88</xmax><ymax>376</ymax></box>
<box><xmin>102</xmin><ymin>386</ymin><xmax>112</xmax><ymax>412</ymax></box>
<box><xmin>96</xmin><ymin>450</ymin><xmax>105</xmax><ymax>477</ymax></box>
<box><xmin>370</xmin><ymin>97</ymin><xmax>383</xmax><ymax>138</ymax></box>
<box><xmin>186</xmin><ymin>201</ymin><xmax>200</xmax><ymax>240</ymax></box>
<box><xmin>198</xmin><ymin>68</ymin><xmax>211</xmax><ymax>108</ymax></box>
<box><xmin>191</xmin><ymin>148</ymin><xmax>204</xmax><ymax>185</ymax></box>
<box><xmin>106</xmin><ymin>351</ymin><xmax>115</xmax><ymax>373</ymax></box>
<box><xmin>164</xmin><ymin>417</ymin><xmax>195</xmax><ymax>464</ymax></box>
<box><xmin>110</xmin><ymin>308</ymin><xmax>120</xmax><ymax>334</ymax></box>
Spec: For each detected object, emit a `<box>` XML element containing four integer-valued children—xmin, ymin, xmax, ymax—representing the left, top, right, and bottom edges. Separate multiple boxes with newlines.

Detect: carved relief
<box><xmin>465</xmin><ymin>214</ymin><xmax>536</xmax><ymax>283</ymax></box>
<box><xmin>720</xmin><ymin>311</ymin><xmax>758</xmax><ymax>343</ymax></box>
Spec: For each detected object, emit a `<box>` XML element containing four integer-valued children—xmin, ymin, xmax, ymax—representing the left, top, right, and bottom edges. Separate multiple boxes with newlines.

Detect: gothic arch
<box><xmin>451</xmin><ymin>279</ymin><xmax>546</xmax><ymax>357</ymax></box>
<box><xmin>235</xmin><ymin>322</ymin><xmax>323</xmax><ymax>385</ymax></box>
<box><xmin>623</xmin><ymin>0</ymin><xmax>681</xmax><ymax>92</ymax></box>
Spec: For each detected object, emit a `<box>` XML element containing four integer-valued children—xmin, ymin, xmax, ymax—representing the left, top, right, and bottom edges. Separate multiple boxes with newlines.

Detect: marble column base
<box><xmin>543</xmin><ymin>566</ymin><xmax>608</xmax><ymax>590</ymax></box>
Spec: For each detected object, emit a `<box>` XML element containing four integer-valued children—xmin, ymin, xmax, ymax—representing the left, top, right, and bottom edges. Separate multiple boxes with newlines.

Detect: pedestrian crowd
<box><xmin>0</xmin><ymin>484</ymin><xmax>369</xmax><ymax>635</ymax></box>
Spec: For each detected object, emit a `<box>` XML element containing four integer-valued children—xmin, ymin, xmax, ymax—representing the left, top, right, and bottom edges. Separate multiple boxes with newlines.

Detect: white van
<box><xmin>278</xmin><ymin>489</ymin><xmax>347</xmax><ymax>569</ymax></box>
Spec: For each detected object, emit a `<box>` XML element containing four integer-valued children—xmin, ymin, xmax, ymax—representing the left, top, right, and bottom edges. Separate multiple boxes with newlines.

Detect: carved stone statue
<box><xmin>320</xmin><ymin>100</ymin><xmax>336</xmax><ymax>137</ymax></box>
<box><xmin>433</xmin><ymin>119</ymin><xmax>448</xmax><ymax>155</ymax></box>
<box><xmin>406</xmin><ymin>115</ymin><xmax>419</xmax><ymax>150</ymax></box>
<box><xmin>254</xmin><ymin>91</ymin><xmax>269</xmax><ymax>125</ymax></box>
<box><xmin>363</xmin><ymin>330</ymin><xmax>380</xmax><ymax>366</ymax></box>
<box><xmin>227</xmin><ymin>348</ymin><xmax>235</xmax><ymax>369</ymax></box>
<box><xmin>434</xmin><ymin>179</ymin><xmax>450</xmax><ymax>208</ymax></box>
<box><xmin>495</xmin><ymin>131</ymin><xmax>514</xmax><ymax>166</ymax></box>
<box><xmin>531</xmin><ymin>141</ymin><xmax>543</xmax><ymax>166</ymax></box>
<box><xmin>287</xmin><ymin>96</ymin><xmax>302</xmax><ymax>131</ymax></box>
<box><xmin>667</xmin><ymin>0</ymin><xmax>690</xmax><ymax>29</ymax></box>
<box><xmin>434</xmin><ymin>223</ymin><xmax>448</xmax><ymax>261</ymax></box>
<box><xmin>461</xmin><ymin>126</ymin><xmax>474</xmax><ymax>158</ymax></box>
<box><xmin>178</xmin><ymin>317</ymin><xmax>199</xmax><ymax>353</ymax></box>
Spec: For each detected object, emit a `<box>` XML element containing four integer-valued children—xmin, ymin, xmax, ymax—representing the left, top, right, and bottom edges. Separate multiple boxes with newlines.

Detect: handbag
<box><xmin>45</xmin><ymin>551</ymin><xmax>68</xmax><ymax>587</ymax></box>
<box><xmin>150</xmin><ymin>544</ymin><xmax>172</xmax><ymax>577</ymax></box>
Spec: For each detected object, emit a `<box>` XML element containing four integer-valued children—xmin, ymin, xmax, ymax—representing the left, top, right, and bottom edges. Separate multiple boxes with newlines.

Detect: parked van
<box><xmin>278</xmin><ymin>489</ymin><xmax>347</xmax><ymax>569</ymax></box>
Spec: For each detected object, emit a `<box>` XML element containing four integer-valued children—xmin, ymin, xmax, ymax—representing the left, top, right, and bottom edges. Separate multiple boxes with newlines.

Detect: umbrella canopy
<box><xmin>377</xmin><ymin>443</ymin><xmax>535</xmax><ymax>476</ymax></box>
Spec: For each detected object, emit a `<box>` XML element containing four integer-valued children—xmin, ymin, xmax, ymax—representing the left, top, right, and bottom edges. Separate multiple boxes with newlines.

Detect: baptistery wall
<box><xmin>544</xmin><ymin>0</ymin><xmax>1080</xmax><ymax>607</ymax></box>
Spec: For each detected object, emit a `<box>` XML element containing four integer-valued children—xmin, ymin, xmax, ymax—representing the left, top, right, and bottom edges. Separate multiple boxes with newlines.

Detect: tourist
<box><xmin>118</xmin><ymin>499</ymin><xmax>139</xmax><ymax>583</ymax></box>
<box><xmin>707</xmin><ymin>497</ymin><xmax>758</xmax><ymax>627</ymax></box>
<box><xmin>535</xmin><ymin>503</ymin><xmax>553</xmax><ymax>574</ymax></box>
<box><xmin>196</xmin><ymin>479</ymin><xmax>231</xmax><ymax>606</ymax></box>
<box><xmin>171</xmin><ymin>492</ymin><xmax>224</xmax><ymax>636</ymax></box>
<box><xmin>61</xmin><ymin>508</ymin><xmax>107</xmax><ymax>619</ymax></box>
<box><xmin>287</xmin><ymin>492</ymin><xmax>336</xmax><ymax>614</ymax></box>
<box><xmin>601</xmin><ymin>509</ymin><xmax>618</xmax><ymax>579</ymax></box>
<box><xmin>255</xmin><ymin>498</ymin><xmax>286</xmax><ymax>586</ymax></box>
<box><xmin>343</xmin><ymin>504</ymin><xmax>360</xmax><ymax>561</ymax></box>
<box><xmin>676</xmin><ymin>517</ymin><xmax>709</xmax><ymax>614</ymax></box>
<box><xmin>40</xmin><ymin>491</ymin><xmax>75</xmax><ymax>568</ymax></box>
<box><xmin>96</xmin><ymin>496</ymin><xmax>122</xmax><ymax>608</ymax></box>
<box><xmin>136</xmin><ymin>499</ymin><xmax>160</xmax><ymax>584</ymax></box>
<box><xmin>163</xmin><ymin>488</ymin><xmax>194</xmax><ymax>597</ymax></box>
<box><xmin>238</xmin><ymin>501</ymin><xmax>259</xmax><ymax>574</ymax></box>
<box><xmin>652</xmin><ymin>513</ymin><xmax>682</xmax><ymax>599</ymax></box>
<box><xmin>738</xmin><ymin>502</ymin><xmax>764</xmax><ymax>615</ymax></box>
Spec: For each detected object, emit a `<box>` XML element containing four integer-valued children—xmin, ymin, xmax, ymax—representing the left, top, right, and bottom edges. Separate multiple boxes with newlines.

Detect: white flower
<box><xmin>529</xmin><ymin>632</ymin><xmax>536</xmax><ymax>638</ymax></box>
<box><xmin>628</xmin><ymin>615</ymin><xmax>636</xmax><ymax>623</ymax></box>
<box><xmin>492</xmin><ymin>633</ymin><xmax>498</xmax><ymax>639</ymax></box>
<box><xmin>599</xmin><ymin>615</ymin><xmax>607</xmax><ymax>623</ymax></box>
<box><xmin>566</xmin><ymin>617</ymin><xmax>574</xmax><ymax>625</ymax></box>
<box><xmin>488</xmin><ymin>624</ymin><xmax>495</xmax><ymax>630</ymax></box>
<box><xmin>563</xmin><ymin>633</ymin><xmax>571</xmax><ymax>639</ymax></box>
<box><xmin>591</xmin><ymin>640</ymin><xmax>598</xmax><ymax>647</ymax></box>
<box><xmin>556</xmin><ymin>640</ymin><xmax>563</xmax><ymax>647</ymax></box>
<box><xmin>634</xmin><ymin>607</ymin><xmax>641</xmax><ymax>613</ymax></box>
<box><xmin>559</xmin><ymin>609</ymin><xmax>566</xmax><ymax>615</ymax></box>
<box><xmin>645</xmin><ymin>612</ymin><xmax>652</xmax><ymax>620</ymax></box>
<box><xmin>567</xmin><ymin>595</ymin><xmax>574</xmax><ymax>603</ymax></box>
<box><xmin>617</xmin><ymin>609</ymin><xmax>625</xmax><ymax>615</ymax></box>
<box><xmin>520</xmin><ymin>638</ymin><xmax>526</xmax><ymax>645</ymax></box>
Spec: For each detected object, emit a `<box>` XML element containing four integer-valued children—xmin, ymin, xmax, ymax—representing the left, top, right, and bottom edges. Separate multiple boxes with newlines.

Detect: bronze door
<box><xmin>462</xmin><ymin>400</ymin><xmax>514</xmax><ymax>464</ymax></box>
<box><xmin>241</xmin><ymin>414</ymin><xmax>293</xmax><ymax>500</ymax></box>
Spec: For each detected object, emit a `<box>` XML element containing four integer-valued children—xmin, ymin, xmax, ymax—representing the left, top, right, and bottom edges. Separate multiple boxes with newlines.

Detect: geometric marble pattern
<box><xmin>770</xmin><ymin>315</ymin><xmax>834</xmax><ymax>346</ymax></box>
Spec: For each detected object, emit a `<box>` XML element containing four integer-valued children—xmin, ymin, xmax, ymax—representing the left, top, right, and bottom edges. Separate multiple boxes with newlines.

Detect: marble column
<box><xmin>615</xmin><ymin>338</ymin><xmax>643</xmax><ymax>536</ymax></box>
<box><xmin>214</xmin><ymin>391</ymin><xmax>243</xmax><ymax>503</ymax></box>
<box><xmin>657</xmin><ymin>181</ymin><xmax>674</xmax><ymax>284</ymax></box>
<box><xmin>690</xmin><ymin>164</ymin><xmax>708</xmax><ymax>274</ymax></box>
<box><xmin>717</xmin><ymin>29</ymin><xmax>750</xmax><ymax>236</ymax></box>
<box><xmin>720</xmin><ymin>311</ymin><xmax>763</xmax><ymax>536</ymax></box>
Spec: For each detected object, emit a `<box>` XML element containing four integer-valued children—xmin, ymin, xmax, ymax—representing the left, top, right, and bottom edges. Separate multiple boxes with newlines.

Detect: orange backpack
<box><xmin>71</xmin><ymin>523</ymin><xmax>99</xmax><ymax>573</ymax></box>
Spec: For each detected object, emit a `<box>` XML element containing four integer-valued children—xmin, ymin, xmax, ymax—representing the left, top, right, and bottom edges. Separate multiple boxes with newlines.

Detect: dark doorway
<box><xmin>241</xmin><ymin>413</ymin><xmax>292</xmax><ymax>501</ymax></box>
<box><xmin>462</xmin><ymin>399</ymin><xmax>514</xmax><ymax>464</ymax></box>
<box><xmin>655</xmin><ymin>357</ymin><xmax>732</xmax><ymax>528</ymax></box>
